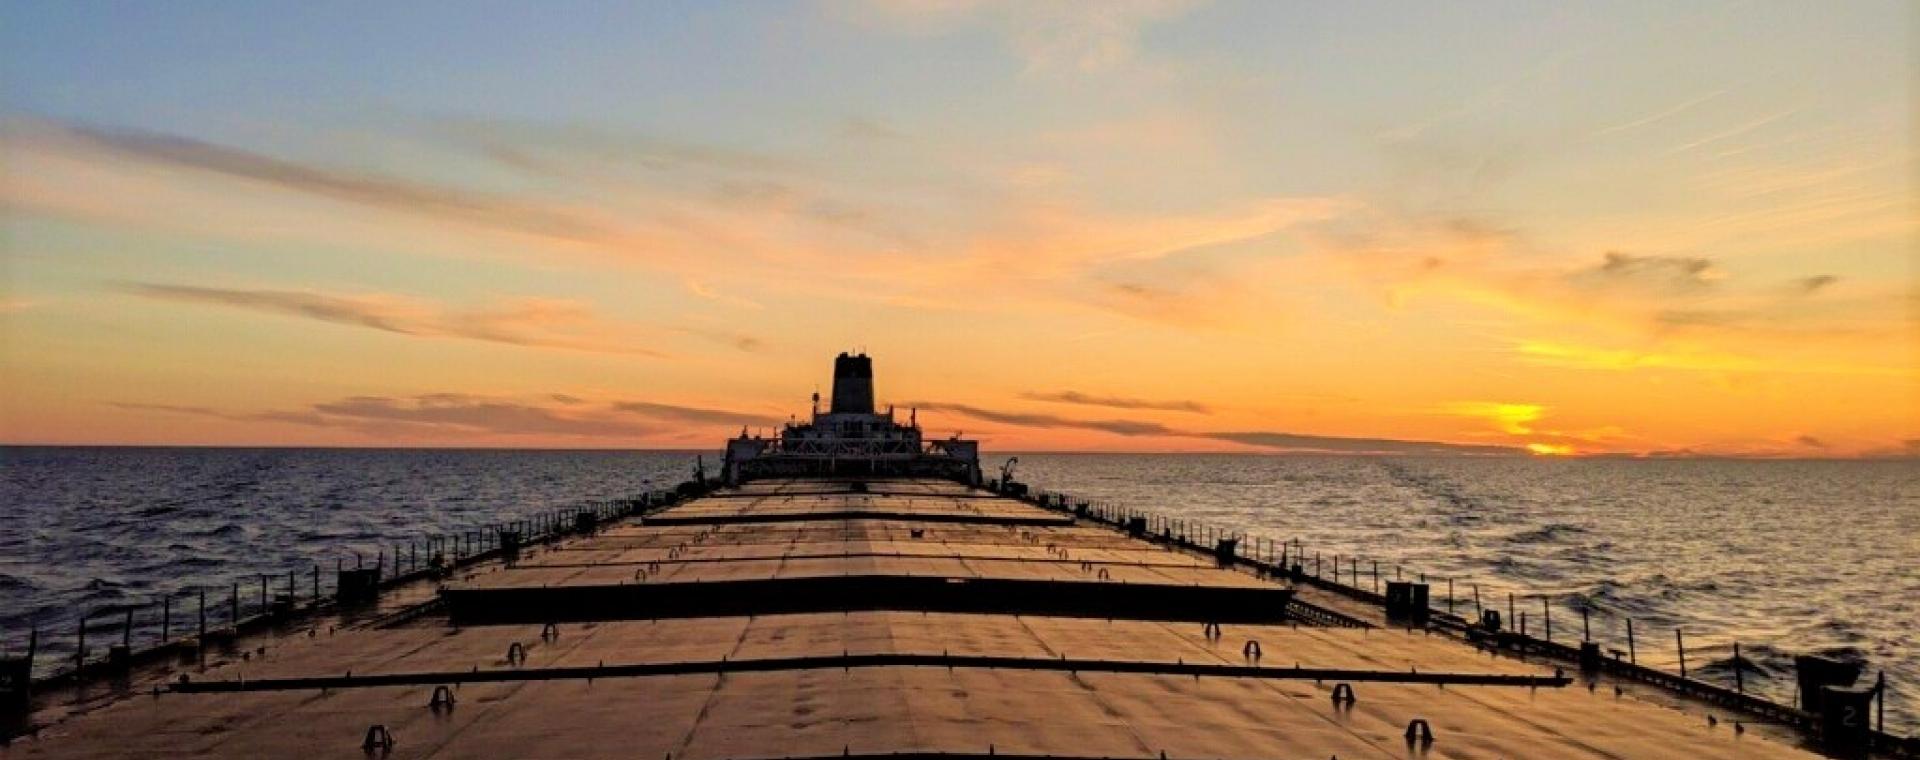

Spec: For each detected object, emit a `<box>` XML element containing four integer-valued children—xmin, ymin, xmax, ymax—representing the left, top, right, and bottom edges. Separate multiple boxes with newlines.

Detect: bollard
<box><xmin>107</xmin><ymin>641</ymin><xmax>131</xmax><ymax>677</ymax></box>
<box><xmin>1384</xmin><ymin>582</ymin><xmax>1429</xmax><ymax>625</ymax></box>
<box><xmin>337</xmin><ymin>567</ymin><xmax>383</xmax><ymax>604</ymax></box>
<box><xmin>1214</xmin><ymin>537</ymin><xmax>1238</xmax><ymax>566</ymax></box>
<box><xmin>1818</xmin><ymin>685</ymin><xmax>1875</xmax><ymax>750</ymax></box>
<box><xmin>0</xmin><ymin>629</ymin><xmax>34</xmax><ymax>714</ymax></box>
<box><xmin>1579</xmin><ymin>641</ymin><xmax>1602</xmax><ymax>673</ymax></box>
<box><xmin>1794</xmin><ymin>655</ymin><xmax>1863</xmax><ymax>713</ymax></box>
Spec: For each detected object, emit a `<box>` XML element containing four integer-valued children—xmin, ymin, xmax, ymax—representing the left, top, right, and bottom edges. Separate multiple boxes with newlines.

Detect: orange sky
<box><xmin>1</xmin><ymin>2</ymin><xmax>1914</xmax><ymax>458</ymax></box>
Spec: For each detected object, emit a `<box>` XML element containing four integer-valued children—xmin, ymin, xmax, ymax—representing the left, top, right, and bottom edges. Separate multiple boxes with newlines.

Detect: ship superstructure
<box><xmin>721</xmin><ymin>352</ymin><xmax>978</xmax><ymax>484</ymax></box>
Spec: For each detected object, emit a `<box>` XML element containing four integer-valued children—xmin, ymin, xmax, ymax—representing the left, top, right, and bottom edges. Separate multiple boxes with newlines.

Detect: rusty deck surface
<box><xmin>3</xmin><ymin>478</ymin><xmax>1830</xmax><ymax>759</ymax></box>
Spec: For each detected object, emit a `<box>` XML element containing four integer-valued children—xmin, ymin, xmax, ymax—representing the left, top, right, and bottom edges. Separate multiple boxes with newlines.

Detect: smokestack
<box><xmin>830</xmin><ymin>353</ymin><xmax>875</xmax><ymax>414</ymax></box>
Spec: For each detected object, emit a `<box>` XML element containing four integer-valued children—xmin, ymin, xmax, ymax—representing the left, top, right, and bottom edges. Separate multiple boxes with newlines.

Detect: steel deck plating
<box><xmin>1</xmin><ymin>477</ymin><xmax>1839</xmax><ymax>759</ymax></box>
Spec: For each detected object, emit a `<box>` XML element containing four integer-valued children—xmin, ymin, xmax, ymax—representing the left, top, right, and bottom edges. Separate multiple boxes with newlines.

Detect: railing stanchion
<box><xmin>1675</xmin><ymin>628</ymin><xmax>1687</xmax><ymax>678</ymax></box>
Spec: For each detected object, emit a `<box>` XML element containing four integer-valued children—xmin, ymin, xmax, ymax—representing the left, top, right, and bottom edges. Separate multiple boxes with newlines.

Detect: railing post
<box><xmin>1543</xmin><ymin>597</ymin><xmax>1552</xmax><ymax>643</ymax></box>
<box><xmin>1627</xmin><ymin>617</ymin><xmax>1636</xmax><ymax>664</ymax></box>
<box><xmin>1676</xmin><ymin>628</ymin><xmax>1687</xmax><ymax>678</ymax></box>
<box><xmin>1734</xmin><ymin>642</ymin><xmax>1743</xmax><ymax>693</ymax></box>
<box><xmin>1877</xmin><ymin>671</ymin><xmax>1886</xmax><ymax>733</ymax></box>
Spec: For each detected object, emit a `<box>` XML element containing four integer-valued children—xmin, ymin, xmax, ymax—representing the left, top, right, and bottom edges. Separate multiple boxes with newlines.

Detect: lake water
<box><xmin>2</xmin><ymin>447</ymin><xmax>1914</xmax><ymax>729</ymax></box>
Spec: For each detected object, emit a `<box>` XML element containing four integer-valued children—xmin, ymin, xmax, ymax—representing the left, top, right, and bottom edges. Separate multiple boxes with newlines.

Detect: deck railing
<box><xmin>1011</xmin><ymin>481</ymin><xmax>1914</xmax><ymax>756</ymax></box>
<box><xmin>0</xmin><ymin>481</ymin><xmax>711</xmax><ymax>706</ymax></box>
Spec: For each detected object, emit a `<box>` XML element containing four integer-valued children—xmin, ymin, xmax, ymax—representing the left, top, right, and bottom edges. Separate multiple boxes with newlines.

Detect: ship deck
<box><xmin>3</xmin><ymin>478</ymin><xmax>1830</xmax><ymax>759</ymax></box>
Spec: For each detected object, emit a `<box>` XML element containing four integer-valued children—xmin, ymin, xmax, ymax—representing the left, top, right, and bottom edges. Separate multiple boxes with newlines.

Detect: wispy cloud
<box><xmin>35</xmin><ymin>121</ymin><xmax>621</xmax><ymax>244</ymax></box>
<box><xmin>112</xmin><ymin>393</ymin><xmax>784</xmax><ymax>440</ymax></box>
<box><xmin>1020</xmin><ymin>390</ymin><xmax>1210</xmax><ymax>414</ymax></box>
<box><xmin>909</xmin><ymin>401</ymin><xmax>1178</xmax><ymax>436</ymax></box>
<box><xmin>113</xmin><ymin>395</ymin><xmax>648</xmax><ymax>438</ymax></box>
<box><xmin>122</xmin><ymin>282</ymin><xmax>682</xmax><ymax>356</ymax></box>
<box><xmin>1792</xmin><ymin>275</ymin><xmax>1838</xmax><ymax>295</ymax></box>
<box><xmin>1315</xmin><ymin>213</ymin><xmax>1906</xmax><ymax>352</ymax></box>
<box><xmin>1592</xmin><ymin>90</ymin><xmax>1726</xmax><ymax>136</ymax></box>
<box><xmin>838</xmin><ymin>0</ymin><xmax>1202</xmax><ymax>75</ymax></box>
<box><xmin>313</xmin><ymin>394</ymin><xmax>649</xmax><ymax>437</ymax></box>
<box><xmin>1569</xmin><ymin>251</ymin><xmax>1724</xmax><ymax>292</ymax></box>
<box><xmin>911</xmin><ymin>400</ymin><xmax>1524</xmax><ymax>455</ymax></box>
<box><xmin>1666</xmin><ymin>109</ymin><xmax>1797</xmax><ymax>155</ymax></box>
<box><xmin>685</xmin><ymin>279</ymin><xmax>765</xmax><ymax>310</ymax></box>
<box><xmin>669</xmin><ymin>325</ymin><xmax>765</xmax><ymax>352</ymax></box>
<box><xmin>1440</xmin><ymin>401</ymin><xmax>1545</xmax><ymax>434</ymax></box>
<box><xmin>1195</xmin><ymin>430</ymin><xmax>1521</xmax><ymax>456</ymax></box>
<box><xmin>1510</xmin><ymin>339</ymin><xmax>1903</xmax><ymax>377</ymax></box>
<box><xmin>611</xmin><ymin>400</ymin><xmax>781</xmax><ymax>427</ymax></box>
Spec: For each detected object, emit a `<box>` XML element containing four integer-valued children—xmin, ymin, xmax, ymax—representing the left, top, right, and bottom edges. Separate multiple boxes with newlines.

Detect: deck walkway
<box><xmin>3</xmin><ymin>479</ymin><xmax>1827</xmax><ymax>759</ymax></box>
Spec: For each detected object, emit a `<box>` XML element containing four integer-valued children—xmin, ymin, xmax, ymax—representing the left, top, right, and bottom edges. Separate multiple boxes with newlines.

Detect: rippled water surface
<box><xmin>0</xmin><ymin>447</ymin><xmax>694</xmax><ymax>650</ymax></box>
<box><xmin>1016</xmin><ymin>453</ymin><xmax>1919</xmax><ymax>730</ymax></box>
<box><xmin>2</xmin><ymin>448</ymin><xmax>1914</xmax><ymax>729</ymax></box>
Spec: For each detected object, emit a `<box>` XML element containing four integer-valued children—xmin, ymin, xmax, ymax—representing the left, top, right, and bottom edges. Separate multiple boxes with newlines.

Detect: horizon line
<box><xmin>0</xmin><ymin>442</ymin><xmax>1909</xmax><ymax>462</ymax></box>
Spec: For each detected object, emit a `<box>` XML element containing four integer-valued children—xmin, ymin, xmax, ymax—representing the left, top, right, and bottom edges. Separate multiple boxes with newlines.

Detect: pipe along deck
<box><xmin>1</xmin><ymin>478</ymin><xmax>1842</xmax><ymax>759</ymax></box>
